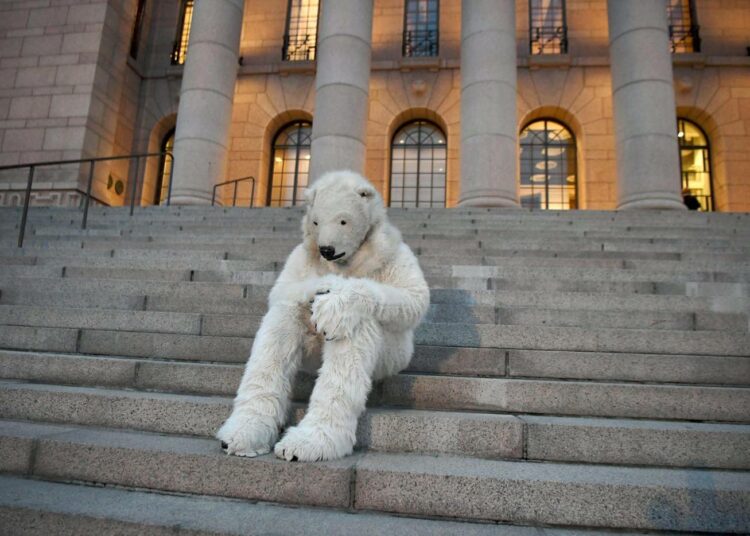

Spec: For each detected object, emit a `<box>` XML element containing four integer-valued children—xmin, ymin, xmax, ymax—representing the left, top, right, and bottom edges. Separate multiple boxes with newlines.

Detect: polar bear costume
<box><xmin>217</xmin><ymin>170</ymin><xmax>429</xmax><ymax>462</ymax></box>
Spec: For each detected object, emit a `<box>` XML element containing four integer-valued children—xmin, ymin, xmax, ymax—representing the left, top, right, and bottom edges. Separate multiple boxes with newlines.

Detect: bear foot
<box><xmin>274</xmin><ymin>423</ymin><xmax>353</xmax><ymax>462</ymax></box>
<box><xmin>216</xmin><ymin>412</ymin><xmax>277</xmax><ymax>458</ymax></box>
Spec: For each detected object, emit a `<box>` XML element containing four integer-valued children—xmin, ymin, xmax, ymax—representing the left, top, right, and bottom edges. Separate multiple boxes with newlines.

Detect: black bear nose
<box><xmin>319</xmin><ymin>246</ymin><xmax>336</xmax><ymax>260</ymax></box>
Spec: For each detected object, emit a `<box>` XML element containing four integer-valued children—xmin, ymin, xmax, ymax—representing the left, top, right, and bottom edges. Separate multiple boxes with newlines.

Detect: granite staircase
<box><xmin>0</xmin><ymin>205</ymin><xmax>748</xmax><ymax>535</ymax></box>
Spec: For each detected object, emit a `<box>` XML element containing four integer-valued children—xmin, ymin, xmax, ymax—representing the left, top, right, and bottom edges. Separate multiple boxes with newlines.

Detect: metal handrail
<box><xmin>212</xmin><ymin>176</ymin><xmax>255</xmax><ymax>208</ymax></box>
<box><xmin>0</xmin><ymin>151</ymin><xmax>173</xmax><ymax>247</ymax></box>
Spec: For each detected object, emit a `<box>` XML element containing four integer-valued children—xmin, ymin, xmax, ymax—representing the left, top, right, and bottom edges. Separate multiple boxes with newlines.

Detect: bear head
<box><xmin>302</xmin><ymin>170</ymin><xmax>386</xmax><ymax>264</ymax></box>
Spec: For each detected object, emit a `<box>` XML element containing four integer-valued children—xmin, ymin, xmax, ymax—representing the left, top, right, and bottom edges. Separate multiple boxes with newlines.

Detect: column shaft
<box><xmin>607</xmin><ymin>0</ymin><xmax>684</xmax><ymax>210</ymax></box>
<box><xmin>458</xmin><ymin>0</ymin><xmax>519</xmax><ymax>207</ymax></box>
<box><xmin>170</xmin><ymin>0</ymin><xmax>244</xmax><ymax>205</ymax></box>
<box><xmin>309</xmin><ymin>0</ymin><xmax>373</xmax><ymax>183</ymax></box>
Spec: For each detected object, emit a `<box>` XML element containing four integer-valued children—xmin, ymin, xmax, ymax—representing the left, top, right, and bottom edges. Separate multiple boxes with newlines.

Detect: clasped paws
<box><xmin>310</xmin><ymin>279</ymin><xmax>366</xmax><ymax>341</ymax></box>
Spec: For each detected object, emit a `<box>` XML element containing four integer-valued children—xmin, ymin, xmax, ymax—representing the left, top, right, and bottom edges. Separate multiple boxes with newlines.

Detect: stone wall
<box><xmin>2</xmin><ymin>0</ymin><xmax>749</xmax><ymax>211</ymax></box>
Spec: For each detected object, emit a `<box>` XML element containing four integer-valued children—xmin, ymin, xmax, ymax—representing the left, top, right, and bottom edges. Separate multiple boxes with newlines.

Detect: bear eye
<box><xmin>313</xmin><ymin>221</ymin><xmax>318</xmax><ymax>226</ymax></box>
<box><xmin>340</xmin><ymin>220</ymin><xmax>346</xmax><ymax>225</ymax></box>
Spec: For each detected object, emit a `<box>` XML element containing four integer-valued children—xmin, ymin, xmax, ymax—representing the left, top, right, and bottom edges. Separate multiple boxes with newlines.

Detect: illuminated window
<box><xmin>283</xmin><ymin>0</ymin><xmax>319</xmax><ymax>61</ymax></box>
<box><xmin>154</xmin><ymin>129</ymin><xmax>174</xmax><ymax>205</ymax></box>
<box><xmin>520</xmin><ymin>119</ymin><xmax>577</xmax><ymax>210</ymax></box>
<box><xmin>529</xmin><ymin>0</ymin><xmax>567</xmax><ymax>55</ymax></box>
<box><xmin>668</xmin><ymin>0</ymin><xmax>700</xmax><ymax>53</ymax></box>
<box><xmin>171</xmin><ymin>0</ymin><xmax>194</xmax><ymax>65</ymax></box>
<box><xmin>678</xmin><ymin>119</ymin><xmax>713</xmax><ymax>211</ymax></box>
<box><xmin>268</xmin><ymin>121</ymin><xmax>312</xmax><ymax>206</ymax></box>
<box><xmin>129</xmin><ymin>0</ymin><xmax>147</xmax><ymax>60</ymax></box>
<box><xmin>390</xmin><ymin>121</ymin><xmax>446</xmax><ymax>207</ymax></box>
<box><xmin>403</xmin><ymin>0</ymin><xmax>439</xmax><ymax>57</ymax></box>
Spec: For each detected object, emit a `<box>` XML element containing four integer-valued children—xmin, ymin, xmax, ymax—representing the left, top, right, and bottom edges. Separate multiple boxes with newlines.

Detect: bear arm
<box><xmin>344</xmin><ymin>267</ymin><xmax>429</xmax><ymax>330</ymax></box>
<box><xmin>267</xmin><ymin>245</ymin><xmax>320</xmax><ymax>307</ymax></box>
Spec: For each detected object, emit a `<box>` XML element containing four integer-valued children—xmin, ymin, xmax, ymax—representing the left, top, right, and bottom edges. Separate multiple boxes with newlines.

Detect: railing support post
<box><xmin>82</xmin><ymin>160</ymin><xmax>95</xmax><ymax>230</ymax></box>
<box><xmin>233</xmin><ymin>180</ymin><xmax>238</xmax><ymax>207</ymax></box>
<box><xmin>250</xmin><ymin>178</ymin><xmax>255</xmax><ymax>208</ymax></box>
<box><xmin>130</xmin><ymin>156</ymin><xmax>140</xmax><ymax>216</ymax></box>
<box><xmin>211</xmin><ymin>185</ymin><xmax>217</xmax><ymax>206</ymax></box>
<box><xmin>18</xmin><ymin>166</ymin><xmax>35</xmax><ymax>248</ymax></box>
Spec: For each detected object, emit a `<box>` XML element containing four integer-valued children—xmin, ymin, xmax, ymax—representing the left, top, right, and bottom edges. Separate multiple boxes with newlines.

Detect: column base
<box><xmin>617</xmin><ymin>192</ymin><xmax>687</xmax><ymax>211</ymax></box>
<box><xmin>458</xmin><ymin>192</ymin><xmax>519</xmax><ymax>208</ymax></box>
<box><xmin>168</xmin><ymin>189</ymin><xmax>214</xmax><ymax>206</ymax></box>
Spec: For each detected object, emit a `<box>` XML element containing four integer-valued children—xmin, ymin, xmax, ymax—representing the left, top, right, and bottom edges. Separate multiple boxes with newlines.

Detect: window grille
<box><xmin>282</xmin><ymin>0</ymin><xmax>319</xmax><ymax>61</ymax></box>
<box><xmin>154</xmin><ymin>129</ymin><xmax>175</xmax><ymax>205</ymax></box>
<box><xmin>268</xmin><ymin>121</ymin><xmax>312</xmax><ymax>207</ymax></box>
<box><xmin>390</xmin><ymin>121</ymin><xmax>447</xmax><ymax>207</ymax></box>
<box><xmin>519</xmin><ymin>119</ymin><xmax>577</xmax><ymax>210</ymax></box>
<box><xmin>677</xmin><ymin>118</ymin><xmax>713</xmax><ymax>211</ymax></box>
<box><xmin>529</xmin><ymin>0</ymin><xmax>567</xmax><ymax>55</ymax></box>
<box><xmin>171</xmin><ymin>0</ymin><xmax>194</xmax><ymax>65</ymax></box>
<box><xmin>667</xmin><ymin>0</ymin><xmax>700</xmax><ymax>53</ymax></box>
<box><xmin>129</xmin><ymin>0</ymin><xmax>147</xmax><ymax>59</ymax></box>
<box><xmin>402</xmin><ymin>0</ymin><xmax>439</xmax><ymax>57</ymax></box>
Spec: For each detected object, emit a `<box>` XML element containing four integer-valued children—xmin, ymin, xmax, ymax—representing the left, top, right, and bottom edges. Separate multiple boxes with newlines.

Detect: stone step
<box><xmin>8</xmin><ymin>234</ymin><xmax>750</xmax><ymax>255</ymax></box>
<box><xmin>1</xmin><ymin>380</ymin><xmax>748</xmax><ymax>469</ymax></box>
<box><xmin>4</xmin><ymin>301</ymin><xmax>742</xmax><ymax>336</ymax></box>
<box><xmin>3</xmin><ymin>319</ymin><xmax>747</xmax><ymax>361</ymax></box>
<box><xmin>25</xmin><ymin>224</ymin><xmax>750</xmax><ymax>241</ymax></box>
<box><xmin>1</xmin><ymin>475</ymin><xmax>567</xmax><ymax>536</ymax></box>
<box><xmin>4</xmin><ymin>285</ymin><xmax>746</xmax><ymax>318</ymax></box>
<box><xmin>0</xmin><ymin>346</ymin><xmax>747</xmax><ymax>422</ymax></box>
<box><xmin>5</xmin><ymin>251</ymin><xmax>750</xmax><ymax>277</ymax></box>
<box><xmin>1</xmin><ymin>420</ymin><xmax>747</xmax><ymax>532</ymax></box>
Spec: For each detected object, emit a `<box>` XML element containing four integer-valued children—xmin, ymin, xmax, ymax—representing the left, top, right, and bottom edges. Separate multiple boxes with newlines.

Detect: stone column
<box><xmin>170</xmin><ymin>0</ymin><xmax>244</xmax><ymax>205</ymax></box>
<box><xmin>607</xmin><ymin>0</ymin><xmax>684</xmax><ymax>210</ymax></box>
<box><xmin>458</xmin><ymin>0</ymin><xmax>519</xmax><ymax>207</ymax></box>
<box><xmin>309</xmin><ymin>0</ymin><xmax>373</xmax><ymax>182</ymax></box>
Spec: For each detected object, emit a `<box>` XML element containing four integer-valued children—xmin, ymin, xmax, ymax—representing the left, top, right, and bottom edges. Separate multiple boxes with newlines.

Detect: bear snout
<box><xmin>319</xmin><ymin>246</ymin><xmax>345</xmax><ymax>261</ymax></box>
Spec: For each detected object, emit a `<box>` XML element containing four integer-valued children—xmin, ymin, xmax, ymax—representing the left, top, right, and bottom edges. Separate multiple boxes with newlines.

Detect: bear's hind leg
<box><xmin>217</xmin><ymin>304</ymin><xmax>308</xmax><ymax>457</ymax></box>
<box><xmin>274</xmin><ymin>317</ymin><xmax>382</xmax><ymax>462</ymax></box>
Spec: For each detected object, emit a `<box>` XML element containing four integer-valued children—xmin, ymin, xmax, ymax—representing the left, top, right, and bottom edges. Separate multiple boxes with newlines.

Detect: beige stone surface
<box><xmin>0</xmin><ymin>0</ymin><xmax>748</xmax><ymax>211</ymax></box>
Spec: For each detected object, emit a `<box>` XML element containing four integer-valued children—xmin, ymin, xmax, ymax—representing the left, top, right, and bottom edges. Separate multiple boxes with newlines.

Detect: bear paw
<box><xmin>311</xmin><ymin>286</ymin><xmax>364</xmax><ymax>341</ymax></box>
<box><xmin>274</xmin><ymin>424</ymin><xmax>354</xmax><ymax>462</ymax></box>
<box><xmin>216</xmin><ymin>412</ymin><xmax>277</xmax><ymax>458</ymax></box>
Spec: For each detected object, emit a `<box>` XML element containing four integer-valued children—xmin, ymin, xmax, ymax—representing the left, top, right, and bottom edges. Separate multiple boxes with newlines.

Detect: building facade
<box><xmin>0</xmin><ymin>0</ymin><xmax>748</xmax><ymax>211</ymax></box>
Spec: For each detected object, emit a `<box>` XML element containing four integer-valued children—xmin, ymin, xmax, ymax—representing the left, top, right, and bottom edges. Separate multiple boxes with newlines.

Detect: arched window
<box><xmin>678</xmin><ymin>118</ymin><xmax>713</xmax><ymax>211</ymax></box>
<box><xmin>268</xmin><ymin>121</ymin><xmax>312</xmax><ymax>207</ymax></box>
<box><xmin>154</xmin><ymin>129</ymin><xmax>175</xmax><ymax>205</ymax></box>
<box><xmin>390</xmin><ymin>120</ymin><xmax>446</xmax><ymax>207</ymax></box>
<box><xmin>519</xmin><ymin>119</ymin><xmax>577</xmax><ymax>210</ymax></box>
<box><xmin>171</xmin><ymin>0</ymin><xmax>194</xmax><ymax>65</ymax></box>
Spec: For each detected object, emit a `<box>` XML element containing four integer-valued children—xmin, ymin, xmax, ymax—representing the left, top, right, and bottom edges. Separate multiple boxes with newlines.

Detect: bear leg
<box><xmin>217</xmin><ymin>304</ymin><xmax>308</xmax><ymax>457</ymax></box>
<box><xmin>274</xmin><ymin>317</ymin><xmax>383</xmax><ymax>462</ymax></box>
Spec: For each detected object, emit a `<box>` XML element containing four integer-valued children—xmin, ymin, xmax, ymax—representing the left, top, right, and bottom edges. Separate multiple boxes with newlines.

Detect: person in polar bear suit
<box><xmin>217</xmin><ymin>170</ymin><xmax>430</xmax><ymax>462</ymax></box>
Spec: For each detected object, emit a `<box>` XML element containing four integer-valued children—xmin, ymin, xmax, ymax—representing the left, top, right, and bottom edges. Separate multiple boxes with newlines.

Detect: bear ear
<box><xmin>303</xmin><ymin>185</ymin><xmax>317</xmax><ymax>206</ymax></box>
<box><xmin>356</xmin><ymin>184</ymin><xmax>376</xmax><ymax>200</ymax></box>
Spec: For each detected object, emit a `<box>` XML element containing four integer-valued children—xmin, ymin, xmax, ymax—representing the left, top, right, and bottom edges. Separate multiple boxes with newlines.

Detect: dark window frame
<box><xmin>267</xmin><ymin>120</ymin><xmax>312</xmax><ymax>207</ymax></box>
<box><xmin>389</xmin><ymin>119</ymin><xmax>447</xmax><ymax>208</ymax></box>
<box><xmin>282</xmin><ymin>0</ymin><xmax>320</xmax><ymax>61</ymax></box>
<box><xmin>129</xmin><ymin>0</ymin><xmax>148</xmax><ymax>60</ymax></box>
<box><xmin>677</xmin><ymin>118</ymin><xmax>714</xmax><ymax>211</ymax></box>
<box><xmin>529</xmin><ymin>0</ymin><xmax>568</xmax><ymax>55</ymax></box>
<box><xmin>668</xmin><ymin>0</ymin><xmax>701</xmax><ymax>53</ymax></box>
<box><xmin>402</xmin><ymin>0</ymin><xmax>440</xmax><ymax>58</ymax></box>
<box><xmin>154</xmin><ymin>128</ymin><xmax>175</xmax><ymax>205</ymax></box>
<box><xmin>171</xmin><ymin>0</ymin><xmax>194</xmax><ymax>65</ymax></box>
<box><xmin>519</xmin><ymin>118</ymin><xmax>578</xmax><ymax>210</ymax></box>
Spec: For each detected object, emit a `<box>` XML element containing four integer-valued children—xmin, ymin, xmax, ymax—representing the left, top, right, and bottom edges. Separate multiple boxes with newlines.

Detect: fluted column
<box><xmin>458</xmin><ymin>0</ymin><xmax>519</xmax><ymax>207</ymax></box>
<box><xmin>170</xmin><ymin>0</ymin><xmax>244</xmax><ymax>205</ymax></box>
<box><xmin>607</xmin><ymin>0</ymin><xmax>684</xmax><ymax>210</ymax></box>
<box><xmin>309</xmin><ymin>0</ymin><xmax>373</xmax><ymax>182</ymax></box>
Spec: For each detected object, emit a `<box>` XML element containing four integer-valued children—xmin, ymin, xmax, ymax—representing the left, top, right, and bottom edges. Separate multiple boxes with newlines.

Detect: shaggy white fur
<box><xmin>216</xmin><ymin>170</ymin><xmax>430</xmax><ymax>462</ymax></box>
